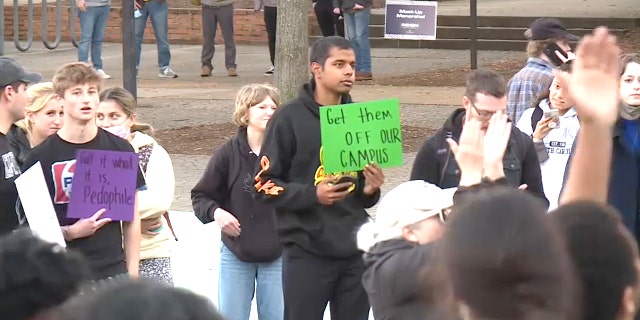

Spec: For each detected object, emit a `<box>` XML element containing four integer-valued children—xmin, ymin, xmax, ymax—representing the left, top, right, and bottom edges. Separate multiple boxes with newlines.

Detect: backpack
<box><xmin>530</xmin><ymin>105</ymin><xmax>544</xmax><ymax>132</ymax></box>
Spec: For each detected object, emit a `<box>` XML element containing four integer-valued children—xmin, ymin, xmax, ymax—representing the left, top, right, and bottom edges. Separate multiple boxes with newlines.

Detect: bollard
<box><xmin>122</xmin><ymin>0</ymin><xmax>137</xmax><ymax>100</ymax></box>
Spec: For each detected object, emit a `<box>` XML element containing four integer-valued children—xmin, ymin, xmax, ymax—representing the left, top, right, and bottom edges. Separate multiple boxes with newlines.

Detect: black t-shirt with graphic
<box><xmin>0</xmin><ymin>133</ymin><xmax>20</xmax><ymax>236</ymax></box>
<box><xmin>22</xmin><ymin>129</ymin><xmax>145</xmax><ymax>280</ymax></box>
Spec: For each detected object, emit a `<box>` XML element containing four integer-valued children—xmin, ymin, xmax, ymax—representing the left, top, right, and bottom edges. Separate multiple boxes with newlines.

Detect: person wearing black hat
<box><xmin>0</xmin><ymin>57</ymin><xmax>41</xmax><ymax>236</ymax></box>
<box><xmin>506</xmin><ymin>17</ymin><xmax>578</xmax><ymax>123</ymax></box>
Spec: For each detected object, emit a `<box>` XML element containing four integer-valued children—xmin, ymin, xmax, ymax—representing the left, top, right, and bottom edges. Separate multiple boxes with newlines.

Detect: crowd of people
<box><xmin>0</xmin><ymin>12</ymin><xmax>640</xmax><ymax>320</ymax></box>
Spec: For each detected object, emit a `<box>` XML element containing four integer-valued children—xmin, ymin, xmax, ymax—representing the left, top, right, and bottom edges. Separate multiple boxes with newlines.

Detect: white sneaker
<box><xmin>96</xmin><ymin>69</ymin><xmax>112</xmax><ymax>79</ymax></box>
<box><xmin>158</xmin><ymin>67</ymin><xmax>178</xmax><ymax>78</ymax></box>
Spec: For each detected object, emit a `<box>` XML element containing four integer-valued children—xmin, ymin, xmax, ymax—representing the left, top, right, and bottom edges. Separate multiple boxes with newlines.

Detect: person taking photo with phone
<box><xmin>516</xmin><ymin>62</ymin><xmax>580</xmax><ymax>211</ymax></box>
<box><xmin>507</xmin><ymin>17</ymin><xmax>578</xmax><ymax>123</ymax></box>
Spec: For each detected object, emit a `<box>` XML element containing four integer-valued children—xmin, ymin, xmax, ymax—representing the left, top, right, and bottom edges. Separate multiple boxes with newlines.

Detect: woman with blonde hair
<box><xmin>192</xmin><ymin>83</ymin><xmax>283</xmax><ymax>320</ymax></box>
<box><xmin>9</xmin><ymin>81</ymin><xmax>64</xmax><ymax>166</ymax></box>
<box><xmin>96</xmin><ymin>86</ymin><xmax>177</xmax><ymax>285</ymax></box>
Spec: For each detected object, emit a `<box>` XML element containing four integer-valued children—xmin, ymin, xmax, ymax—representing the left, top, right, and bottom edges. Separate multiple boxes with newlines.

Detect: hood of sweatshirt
<box><xmin>362</xmin><ymin>239</ymin><xmax>440</xmax><ymax>320</ymax></box>
<box><xmin>298</xmin><ymin>79</ymin><xmax>353</xmax><ymax>119</ymax></box>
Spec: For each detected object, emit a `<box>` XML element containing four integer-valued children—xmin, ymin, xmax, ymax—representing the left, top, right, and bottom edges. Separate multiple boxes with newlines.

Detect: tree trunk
<box><xmin>275</xmin><ymin>0</ymin><xmax>309</xmax><ymax>103</ymax></box>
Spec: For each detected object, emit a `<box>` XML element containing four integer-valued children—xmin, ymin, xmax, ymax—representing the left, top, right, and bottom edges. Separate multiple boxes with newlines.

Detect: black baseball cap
<box><xmin>0</xmin><ymin>57</ymin><xmax>41</xmax><ymax>87</ymax></box>
<box><xmin>527</xmin><ymin>18</ymin><xmax>579</xmax><ymax>41</ymax></box>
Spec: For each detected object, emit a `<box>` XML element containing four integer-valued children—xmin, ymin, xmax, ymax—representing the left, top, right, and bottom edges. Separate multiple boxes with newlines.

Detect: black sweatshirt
<box><xmin>191</xmin><ymin>128</ymin><xmax>281</xmax><ymax>263</ymax></box>
<box><xmin>254</xmin><ymin>81</ymin><xmax>380</xmax><ymax>259</ymax></box>
<box><xmin>410</xmin><ymin>108</ymin><xmax>548</xmax><ymax>207</ymax></box>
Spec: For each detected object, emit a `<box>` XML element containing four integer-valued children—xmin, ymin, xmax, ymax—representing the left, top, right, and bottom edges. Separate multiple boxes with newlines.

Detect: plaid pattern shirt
<box><xmin>507</xmin><ymin>58</ymin><xmax>554</xmax><ymax>123</ymax></box>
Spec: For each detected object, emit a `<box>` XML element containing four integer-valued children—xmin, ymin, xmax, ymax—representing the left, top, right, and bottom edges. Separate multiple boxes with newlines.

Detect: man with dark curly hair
<box><xmin>0</xmin><ymin>229</ymin><xmax>90</xmax><ymax>320</ymax></box>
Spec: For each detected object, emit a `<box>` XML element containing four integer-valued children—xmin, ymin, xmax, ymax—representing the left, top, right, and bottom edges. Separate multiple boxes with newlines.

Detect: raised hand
<box><xmin>554</xmin><ymin>27</ymin><xmax>621</xmax><ymax>127</ymax></box>
<box><xmin>483</xmin><ymin>110</ymin><xmax>512</xmax><ymax>180</ymax></box>
<box><xmin>447</xmin><ymin>118</ymin><xmax>485</xmax><ymax>186</ymax></box>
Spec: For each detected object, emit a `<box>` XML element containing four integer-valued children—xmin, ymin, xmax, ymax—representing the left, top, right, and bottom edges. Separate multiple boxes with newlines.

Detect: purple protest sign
<box><xmin>67</xmin><ymin>149</ymin><xmax>139</xmax><ymax>221</ymax></box>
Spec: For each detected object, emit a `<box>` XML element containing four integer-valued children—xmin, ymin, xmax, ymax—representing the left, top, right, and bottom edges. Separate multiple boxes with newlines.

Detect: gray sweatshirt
<box><xmin>85</xmin><ymin>0</ymin><xmax>110</xmax><ymax>7</ymax></box>
<box><xmin>201</xmin><ymin>0</ymin><xmax>233</xmax><ymax>8</ymax></box>
<box><xmin>254</xmin><ymin>0</ymin><xmax>276</xmax><ymax>9</ymax></box>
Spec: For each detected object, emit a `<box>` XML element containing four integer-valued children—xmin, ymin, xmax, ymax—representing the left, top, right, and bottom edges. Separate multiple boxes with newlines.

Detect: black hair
<box><xmin>441</xmin><ymin>187</ymin><xmax>577</xmax><ymax>320</ymax></box>
<box><xmin>0</xmin><ymin>228</ymin><xmax>91</xmax><ymax>320</ymax></box>
<box><xmin>552</xmin><ymin>201</ymin><xmax>639</xmax><ymax>320</ymax></box>
<box><xmin>59</xmin><ymin>280</ymin><xmax>225</xmax><ymax>320</ymax></box>
<box><xmin>309</xmin><ymin>36</ymin><xmax>354</xmax><ymax>68</ymax></box>
<box><xmin>464</xmin><ymin>69</ymin><xmax>508</xmax><ymax>101</ymax></box>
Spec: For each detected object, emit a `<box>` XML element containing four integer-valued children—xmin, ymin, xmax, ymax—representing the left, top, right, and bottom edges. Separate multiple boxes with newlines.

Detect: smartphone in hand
<box><xmin>543</xmin><ymin>109</ymin><xmax>560</xmax><ymax>128</ymax></box>
<box><xmin>543</xmin><ymin>43</ymin><xmax>573</xmax><ymax>67</ymax></box>
<box><xmin>333</xmin><ymin>175</ymin><xmax>357</xmax><ymax>192</ymax></box>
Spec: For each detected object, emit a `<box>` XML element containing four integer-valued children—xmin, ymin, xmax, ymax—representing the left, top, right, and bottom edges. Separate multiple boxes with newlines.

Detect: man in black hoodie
<box><xmin>254</xmin><ymin>36</ymin><xmax>385</xmax><ymax>320</ymax></box>
<box><xmin>410</xmin><ymin>69</ymin><xmax>548</xmax><ymax>207</ymax></box>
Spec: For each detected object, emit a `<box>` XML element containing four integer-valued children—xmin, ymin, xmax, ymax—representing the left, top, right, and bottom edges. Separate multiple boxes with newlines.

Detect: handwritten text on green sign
<box><xmin>320</xmin><ymin>98</ymin><xmax>403</xmax><ymax>173</ymax></box>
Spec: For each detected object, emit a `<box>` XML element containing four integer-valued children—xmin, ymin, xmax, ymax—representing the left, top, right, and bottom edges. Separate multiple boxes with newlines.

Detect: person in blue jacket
<box><xmin>563</xmin><ymin>53</ymin><xmax>640</xmax><ymax>241</ymax></box>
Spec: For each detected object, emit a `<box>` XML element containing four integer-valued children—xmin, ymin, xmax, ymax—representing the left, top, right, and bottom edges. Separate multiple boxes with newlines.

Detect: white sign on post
<box><xmin>15</xmin><ymin>162</ymin><xmax>66</xmax><ymax>247</ymax></box>
<box><xmin>384</xmin><ymin>0</ymin><xmax>438</xmax><ymax>40</ymax></box>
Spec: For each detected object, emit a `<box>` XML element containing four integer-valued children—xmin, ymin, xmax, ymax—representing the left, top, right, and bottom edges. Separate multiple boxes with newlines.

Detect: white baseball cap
<box><xmin>373</xmin><ymin>180</ymin><xmax>457</xmax><ymax>242</ymax></box>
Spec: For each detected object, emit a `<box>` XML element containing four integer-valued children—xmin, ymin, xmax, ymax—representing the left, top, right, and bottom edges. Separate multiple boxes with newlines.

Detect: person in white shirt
<box><xmin>516</xmin><ymin>63</ymin><xmax>580</xmax><ymax>210</ymax></box>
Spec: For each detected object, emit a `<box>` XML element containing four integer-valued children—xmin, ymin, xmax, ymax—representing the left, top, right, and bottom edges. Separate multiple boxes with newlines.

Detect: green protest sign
<box><xmin>319</xmin><ymin>98</ymin><xmax>403</xmax><ymax>173</ymax></box>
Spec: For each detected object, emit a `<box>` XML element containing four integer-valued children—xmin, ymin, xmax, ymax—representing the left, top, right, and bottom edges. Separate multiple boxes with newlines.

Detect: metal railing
<box><xmin>1</xmin><ymin>0</ymin><xmax>80</xmax><ymax>55</ymax></box>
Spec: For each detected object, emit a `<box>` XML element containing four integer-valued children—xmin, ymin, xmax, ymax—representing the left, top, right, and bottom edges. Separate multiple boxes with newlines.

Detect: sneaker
<box><xmin>264</xmin><ymin>66</ymin><xmax>275</xmax><ymax>76</ymax></box>
<box><xmin>158</xmin><ymin>67</ymin><xmax>178</xmax><ymax>78</ymax></box>
<box><xmin>96</xmin><ymin>69</ymin><xmax>112</xmax><ymax>79</ymax></box>
<box><xmin>227</xmin><ymin>68</ymin><xmax>238</xmax><ymax>77</ymax></box>
<box><xmin>201</xmin><ymin>65</ymin><xmax>212</xmax><ymax>77</ymax></box>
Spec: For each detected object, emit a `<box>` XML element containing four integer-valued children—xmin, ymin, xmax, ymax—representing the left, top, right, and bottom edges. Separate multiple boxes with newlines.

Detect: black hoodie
<box><xmin>362</xmin><ymin>239</ymin><xmax>450</xmax><ymax>320</ymax></box>
<box><xmin>254</xmin><ymin>81</ymin><xmax>380</xmax><ymax>259</ymax></box>
<box><xmin>410</xmin><ymin>108</ymin><xmax>548</xmax><ymax>207</ymax></box>
<box><xmin>192</xmin><ymin>127</ymin><xmax>281</xmax><ymax>263</ymax></box>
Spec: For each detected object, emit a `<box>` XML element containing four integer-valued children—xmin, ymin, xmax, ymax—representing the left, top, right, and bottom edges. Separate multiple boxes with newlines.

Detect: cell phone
<box><xmin>543</xmin><ymin>109</ymin><xmax>559</xmax><ymax>120</ymax></box>
<box><xmin>543</xmin><ymin>43</ymin><xmax>570</xmax><ymax>67</ymax></box>
<box><xmin>334</xmin><ymin>175</ymin><xmax>356</xmax><ymax>192</ymax></box>
<box><xmin>543</xmin><ymin>109</ymin><xmax>560</xmax><ymax>128</ymax></box>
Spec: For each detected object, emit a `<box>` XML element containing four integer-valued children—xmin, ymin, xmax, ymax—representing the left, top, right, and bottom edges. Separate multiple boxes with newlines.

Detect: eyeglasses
<box><xmin>469</xmin><ymin>99</ymin><xmax>502</xmax><ymax>120</ymax></box>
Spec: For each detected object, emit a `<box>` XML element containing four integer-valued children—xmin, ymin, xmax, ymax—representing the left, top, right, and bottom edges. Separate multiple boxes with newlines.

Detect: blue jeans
<box><xmin>218</xmin><ymin>243</ymin><xmax>283</xmax><ymax>320</ymax></box>
<box><xmin>77</xmin><ymin>5</ymin><xmax>110</xmax><ymax>70</ymax></box>
<box><xmin>135</xmin><ymin>0</ymin><xmax>171</xmax><ymax>70</ymax></box>
<box><xmin>343</xmin><ymin>8</ymin><xmax>371</xmax><ymax>73</ymax></box>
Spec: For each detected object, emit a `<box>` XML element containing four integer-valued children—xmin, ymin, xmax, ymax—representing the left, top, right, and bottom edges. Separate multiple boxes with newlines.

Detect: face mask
<box><xmin>104</xmin><ymin>123</ymin><xmax>130</xmax><ymax>139</ymax></box>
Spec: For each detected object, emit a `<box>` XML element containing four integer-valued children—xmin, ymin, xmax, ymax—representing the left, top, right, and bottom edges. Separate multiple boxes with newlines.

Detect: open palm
<box><xmin>555</xmin><ymin>27</ymin><xmax>620</xmax><ymax>126</ymax></box>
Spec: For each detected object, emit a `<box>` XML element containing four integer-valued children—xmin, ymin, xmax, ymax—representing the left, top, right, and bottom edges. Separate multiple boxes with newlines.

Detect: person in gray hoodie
<box><xmin>76</xmin><ymin>0</ymin><xmax>112</xmax><ymax>79</ymax></box>
<box><xmin>200</xmin><ymin>0</ymin><xmax>237</xmax><ymax>77</ymax></box>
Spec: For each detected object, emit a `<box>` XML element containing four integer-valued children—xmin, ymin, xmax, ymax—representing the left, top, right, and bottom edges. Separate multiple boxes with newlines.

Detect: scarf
<box><xmin>619</xmin><ymin>102</ymin><xmax>640</xmax><ymax>120</ymax></box>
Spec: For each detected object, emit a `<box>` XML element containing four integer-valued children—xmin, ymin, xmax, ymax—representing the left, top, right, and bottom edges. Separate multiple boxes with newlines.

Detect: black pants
<box><xmin>263</xmin><ymin>6</ymin><xmax>277</xmax><ymax>66</ymax></box>
<box><xmin>282</xmin><ymin>246</ymin><xmax>370</xmax><ymax>320</ymax></box>
<box><xmin>314</xmin><ymin>5</ymin><xmax>345</xmax><ymax>37</ymax></box>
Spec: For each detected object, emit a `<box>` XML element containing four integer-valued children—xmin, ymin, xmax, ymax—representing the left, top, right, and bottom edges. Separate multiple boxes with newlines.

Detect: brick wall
<box><xmin>4</xmin><ymin>5</ymin><xmax>323</xmax><ymax>46</ymax></box>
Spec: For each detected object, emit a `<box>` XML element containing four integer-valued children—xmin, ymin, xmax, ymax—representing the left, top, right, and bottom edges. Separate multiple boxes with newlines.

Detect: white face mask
<box><xmin>104</xmin><ymin>123</ymin><xmax>130</xmax><ymax>139</ymax></box>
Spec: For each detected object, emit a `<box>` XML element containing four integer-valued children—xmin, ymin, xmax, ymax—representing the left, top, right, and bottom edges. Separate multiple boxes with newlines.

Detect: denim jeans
<box><xmin>135</xmin><ymin>0</ymin><xmax>171</xmax><ymax>70</ymax></box>
<box><xmin>218</xmin><ymin>243</ymin><xmax>283</xmax><ymax>320</ymax></box>
<box><xmin>343</xmin><ymin>8</ymin><xmax>371</xmax><ymax>73</ymax></box>
<box><xmin>77</xmin><ymin>5</ymin><xmax>110</xmax><ymax>70</ymax></box>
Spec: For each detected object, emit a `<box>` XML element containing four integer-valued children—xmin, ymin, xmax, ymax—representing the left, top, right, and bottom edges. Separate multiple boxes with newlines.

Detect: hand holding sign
<box><xmin>363</xmin><ymin>163</ymin><xmax>385</xmax><ymax>196</ymax></box>
<box><xmin>65</xmin><ymin>208</ymin><xmax>111</xmax><ymax>240</ymax></box>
